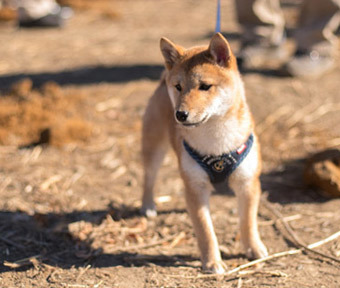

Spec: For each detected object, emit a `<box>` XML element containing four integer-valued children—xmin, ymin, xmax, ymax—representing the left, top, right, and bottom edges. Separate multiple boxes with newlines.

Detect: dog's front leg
<box><xmin>230</xmin><ymin>173</ymin><xmax>268</xmax><ymax>260</ymax></box>
<box><xmin>180</xmin><ymin>164</ymin><xmax>225</xmax><ymax>274</ymax></box>
<box><xmin>229</xmin><ymin>140</ymin><xmax>268</xmax><ymax>259</ymax></box>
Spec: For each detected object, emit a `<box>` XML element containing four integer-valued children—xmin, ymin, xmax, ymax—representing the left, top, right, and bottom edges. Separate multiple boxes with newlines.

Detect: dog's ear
<box><xmin>160</xmin><ymin>37</ymin><xmax>183</xmax><ymax>70</ymax></box>
<box><xmin>208</xmin><ymin>33</ymin><xmax>232</xmax><ymax>67</ymax></box>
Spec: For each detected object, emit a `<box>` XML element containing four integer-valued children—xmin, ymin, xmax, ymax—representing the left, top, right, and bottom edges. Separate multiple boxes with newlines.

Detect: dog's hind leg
<box><xmin>141</xmin><ymin>83</ymin><xmax>171</xmax><ymax>217</ymax></box>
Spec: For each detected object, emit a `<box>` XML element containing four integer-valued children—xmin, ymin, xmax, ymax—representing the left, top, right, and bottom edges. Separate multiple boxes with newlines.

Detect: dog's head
<box><xmin>160</xmin><ymin>33</ymin><xmax>241</xmax><ymax>127</ymax></box>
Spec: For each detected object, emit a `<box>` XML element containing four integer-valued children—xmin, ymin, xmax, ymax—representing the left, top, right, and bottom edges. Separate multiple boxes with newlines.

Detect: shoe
<box><xmin>19</xmin><ymin>13</ymin><xmax>64</xmax><ymax>28</ymax></box>
<box><xmin>237</xmin><ymin>41</ymin><xmax>290</xmax><ymax>69</ymax></box>
<box><xmin>282</xmin><ymin>49</ymin><xmax>335</xmax><ymax>78</ymax></box>
<box><xmin>19</xmin><ymin>6</ymin><xmax>73</xmax><ymax>28</ymax></box>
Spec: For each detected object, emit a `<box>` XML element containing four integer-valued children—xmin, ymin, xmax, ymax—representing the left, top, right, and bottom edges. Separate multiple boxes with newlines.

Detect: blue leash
<box><xmin>215</xmin><ymin>0</ymin><xmax>221</xmax><ymax>33</ymax></box>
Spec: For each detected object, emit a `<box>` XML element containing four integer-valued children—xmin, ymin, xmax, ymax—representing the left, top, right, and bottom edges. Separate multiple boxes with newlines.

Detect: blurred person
<box><xmin>236</xmin><ymin>0</ymin><xmax>340</xmax><ymax>77</ymax></box>
<box><xmin>3</xmin><ymin>0</ymin><xmax>73</xmax><ymax>27</ymax></box>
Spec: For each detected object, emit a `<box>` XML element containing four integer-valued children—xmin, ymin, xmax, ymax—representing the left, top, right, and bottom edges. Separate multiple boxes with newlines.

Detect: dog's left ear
<box><xmin>208</xmin><ymin>33</ymin><xmax>232</xmax><ymax>67</ymax></box>
<box><xmin>160</xmin><ymin>37</ymin><xmax>184</xmax><ymax>70</ymax></box>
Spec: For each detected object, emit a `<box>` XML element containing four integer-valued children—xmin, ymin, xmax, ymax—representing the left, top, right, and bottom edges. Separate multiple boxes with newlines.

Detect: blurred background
<box><xmin>0</xmin><ymin>1</ymin><xmax>340</xmax><ymax>287</ymax></box>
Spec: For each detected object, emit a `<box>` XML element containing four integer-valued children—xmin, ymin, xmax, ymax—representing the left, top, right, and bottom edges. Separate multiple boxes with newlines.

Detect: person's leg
<box><xmin>296</xmin><ymin>0</ymin><xmax>340</xmax><ymax>55</ymax></box>
<box><xmin>235</xmin><ymin>0</ymin><xmax>288</xmax><ymax>67</ymax></box>
<box><xmin>235</xmin><ymin>0</ymin><xmax>285</xmax><ymax>46</ymax></box>
<box><xmin>284</xmin><ymin>0</ymin><xmax>340</xmax><ymax>77</ymax></box>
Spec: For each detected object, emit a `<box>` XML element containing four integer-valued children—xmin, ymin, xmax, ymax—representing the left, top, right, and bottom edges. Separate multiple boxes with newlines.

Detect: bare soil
<box><xmin>0</xmin><ymin>0</ymin><xmax>340</xmax><ymax>287</ymax></box>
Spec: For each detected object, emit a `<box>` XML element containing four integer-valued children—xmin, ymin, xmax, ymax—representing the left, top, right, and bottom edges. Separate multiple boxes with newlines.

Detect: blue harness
<box><xmin>183</xmin><ymin>134</ymin><xmax>254</xmax><ymax>184</ymax></box>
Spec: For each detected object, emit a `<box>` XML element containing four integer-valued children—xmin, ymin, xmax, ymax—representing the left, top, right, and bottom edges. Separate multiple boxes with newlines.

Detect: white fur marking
<box><xmin>167</xmin><ymin>86</ymin><xmax>176</xmax><ymax>108</ymax></box>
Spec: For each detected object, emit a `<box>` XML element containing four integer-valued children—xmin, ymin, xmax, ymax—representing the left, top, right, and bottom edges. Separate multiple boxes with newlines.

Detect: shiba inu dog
<box><xmin>141</xmin><ymin>33</ymin><xmax>268</xmax><ymax>273</ymax></box>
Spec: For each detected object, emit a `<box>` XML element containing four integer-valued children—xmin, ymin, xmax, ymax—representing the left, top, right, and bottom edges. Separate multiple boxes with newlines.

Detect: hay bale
<box><xmin>0</xmin><ymin>79</ymin><xmax>93</xmax><ymax>147</ymax></box>
<box><xmin>304</xmin><ymin>149</ymin><xmax>340</xmax><ymax>198</ymax></box>
<box><xmin>57</xmin><ymin>0</ymin><xmax>119</xmax><ymax>19</ymax></box>
<box><xmin>0</xmin><ymin>7</ymin><xmax>17</xmax><ymax>22</ymax></box>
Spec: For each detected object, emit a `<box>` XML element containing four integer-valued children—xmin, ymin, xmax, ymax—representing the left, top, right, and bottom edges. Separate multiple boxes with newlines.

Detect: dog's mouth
<box><xmin>181</xmin><ymin>115</ymin><xmax>209</xmax><ymax>128</ymax></box>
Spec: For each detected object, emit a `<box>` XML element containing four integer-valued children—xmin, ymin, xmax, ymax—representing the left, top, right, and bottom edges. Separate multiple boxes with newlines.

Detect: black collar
<box><xmin>183</xmin><ymin>133</ymin><xmax>254</xmax><ymax>183</ymax></box>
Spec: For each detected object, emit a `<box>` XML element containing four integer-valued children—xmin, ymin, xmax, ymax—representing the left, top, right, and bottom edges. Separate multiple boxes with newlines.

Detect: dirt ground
<box><xmin>1</xmin><ymin>0</ymin><xmax>340</xmax><ymax>287</ymax></box>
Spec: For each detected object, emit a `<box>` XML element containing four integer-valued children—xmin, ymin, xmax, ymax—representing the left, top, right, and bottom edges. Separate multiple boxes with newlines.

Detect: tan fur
<box><xmin>141</xmin><ymin>33</ymin><xmax>268</xmax><ymax>273</ymax></box>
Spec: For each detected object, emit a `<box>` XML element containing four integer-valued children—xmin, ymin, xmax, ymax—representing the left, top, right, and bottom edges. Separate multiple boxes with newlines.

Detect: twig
<box><xmin>167</xmin><ymin>269</ymin><xmax>287</xmax><ymax>280</ymax></box>
<box><xmin>262</xmin><ymin>201</ymin><xmax>305</xmax><ymax>245</ymax></box>
<box><xmin>93</xmin><ymin>281</ymin><xmax>103</xmax><ymax>288</ymax></box>
<box><xmin>76</xmin><ymin>264</ymin><xmax>91</xmax><ymax>282</ymax></box>
<box><xmin>0</xmin><ymin>236</ymin><xmax>26</xmax><ymax>250</ymax></box>
<box><xmin>219</xmin><ymin>245</ymin><xmax>231</xmax><ymax>255</ymax></box>
<box><xmin>304</xmin><ymin>103</ymin><xmax>340</xmax><ymax>123</ymax></box>
<box><xmin>105</xmin><ymin>234</ymin><xmax>180</xmax><ymax>253</ymax></box>
<box><xmin>262</xmin><ymin>201</ymin><xmax>340</xmax><ymax>264</ymax></box>
<box><xmin>0</xmin><ymin>177</ymin><xmax>12</xmax><ymax>194</ymax></box>
<box><xmin>223</xmin><ymin>250</ymin><xmax>300</xmax><ymax>276</ymax></box>
<box><xmin>60</xmin><ymin>280</ymin><xmax>103</xmax><ymax>288</ymax></box>
<box><xmin>22</xmin><ymin>146</ymin><xmax>43</xmax><ymax>164</ymax></box>
<box><xmin>95</xmin><ymin>98</ymin><xmax>121</xmax><ymax>112</ymax></box>
<box><xmin>258</xmin><ymin>214</ymin><xmax>302</xmax><ymax>226</ymax></box>
<box><xmin>124</xmin><ymin>254</ymin><xmax>182</xmax><ymax>263</ymax></box>
<box><xmin>171</xmin><ymin>229</ymin><xmax>340</xmax><ymax>279</ymax></box>
<box><xmin>169</xmin><ymin>231</ymin><xmax>186</xmax><ymax>248</ymax></box>
<box><xmin>62</xmin><ymin>168</ymin><xmax>84</xmax><ymax>191</ymax></box>
<box><xmin>237</xmin><ymin>277</ymin><xmax>243</xmax><ymax>288</ymax></box>
<box><xmin>256</xmin><ymin>106</ymin><xmax>292</xmax><ymax>134</ymax></box>
<box><xmin>4</xmin><ymin>255</ymin><xmax>42</xmax><ymax>269</ymax></box>
<box><xmin>61</xmin><ymin>284</ymin><xmax>87</xmax><ymax>288</ymax></box>
<box><xmin>286</xmin><ymin>101</ymin><xmax>319</xmax><ymax>129</ymax></box>
<box><xmin>40</xmin><ymin>175</ymin><xmax>63</xmax><ymax>191</ymax></box>
<box><xmin>238</xmin><ymin>270</ymin><xmax>288</xmax><ymax>277</ymax></box>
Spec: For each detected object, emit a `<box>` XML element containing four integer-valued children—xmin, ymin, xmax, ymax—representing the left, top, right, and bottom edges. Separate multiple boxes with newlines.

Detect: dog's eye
<box><xmin>175</xmin><ymin>84</ymin><xmax>182</xmax><ymax>92</ymax></box>
<box><xmin>199</xmin><ymin>84</ymin><xmax>212</xmax><ymax>91</ymax></box>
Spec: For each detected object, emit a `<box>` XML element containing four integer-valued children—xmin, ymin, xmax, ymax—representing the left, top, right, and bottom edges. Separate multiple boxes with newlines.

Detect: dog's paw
<box><xmin>203</xmin><ymin>261</ymin><xmax>226</xmax><ymax>274</ymax></box>
<box><xmin>245</xmin><ymin>241</ymin><xmax>268</xmax><ymax>260</ymax></box>
<box><xmin>140</xmin><ymin>205</ymin><xmax>157</xmax><ymax>218</ymax></box>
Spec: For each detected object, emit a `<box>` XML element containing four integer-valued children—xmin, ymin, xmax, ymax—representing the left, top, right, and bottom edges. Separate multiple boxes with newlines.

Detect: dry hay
<box><xmin>57</xmin><ymin>0</ymin><xmax>119</xmax><ymax>19</ymax></box>
<box><xmin>304</xmin><ymin>149</ymin><xmax>340</xmax><ymax>198</ymax></box>
<box><xmin>0</xmin><ymin>6</ymin><xmax>16</xmax><ymax>21</ymax></box>
<box><xmin>256</xmin><ymin>100</ymin><xmax>340</xmax><ymax>166</ymax></box>
<box><xmin>0</xmin><ymin>0</ymin><xmax>119</xmax><ymax>22</ymax></box>
<box><xmin>0</xmin><ymin>78</ymin><xmax>93</xmax><ymax>147</ymax></box>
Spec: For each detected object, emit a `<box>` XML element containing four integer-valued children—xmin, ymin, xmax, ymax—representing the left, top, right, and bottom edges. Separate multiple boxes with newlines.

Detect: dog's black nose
<box><xmin>176</xmin><ymin>110</ymin><xmax>189</xmax><ymax>122</ymax></box>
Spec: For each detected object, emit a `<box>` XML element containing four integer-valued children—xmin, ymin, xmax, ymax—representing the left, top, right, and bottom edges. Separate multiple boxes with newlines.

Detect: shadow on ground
<box><xmin>0</xmin><ymin>158</ymin><xmax>327</xmax><ymax>274</ymax></box>
<box><xmin>261</xmin><ymin>158</ymin><xmax>327</xmax><ymax>204</ymax></box>
<box><xmin>0</xmin><ymin>204</ymin><xmax>191</xmax><ymax>273</ymax></box>
<box><xmin>0</xmin><ymin>65</ymin><xmax>164</xmax><ymax>90</ymax></box>
<box><xmin>0</xmin><ymin>56</ymin><xmax>297</xmax><ymax>92</ymax></box>
<box><xmin>214</xmin><ymin>157</ymin><xmax>326</xmax><ymax>203</ymax></box>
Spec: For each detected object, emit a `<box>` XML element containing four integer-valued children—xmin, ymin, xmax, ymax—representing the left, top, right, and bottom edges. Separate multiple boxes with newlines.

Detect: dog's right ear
<box><xmin>208</xmin><ymin>33</ymin><xmax>233</xmax><ymax>67</ymax></box>
<box><xmin>160</xmin><ymin>38</ymin><xmax>183</xmax><ymax>70</ymax></box>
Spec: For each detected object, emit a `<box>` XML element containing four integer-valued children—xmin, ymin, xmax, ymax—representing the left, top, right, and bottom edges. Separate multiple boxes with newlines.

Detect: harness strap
<box><xmin>183</xmin><ymin>134</ymin><xmax>254</xmax><ymax>183</ymax></box>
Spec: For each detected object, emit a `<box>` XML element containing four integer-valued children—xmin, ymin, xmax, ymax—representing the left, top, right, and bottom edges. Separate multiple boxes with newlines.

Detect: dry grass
<box><xmin>0</xmin><ymin>6</ymin><xmax>16</xmax><ymax>22</ymax></box>
<box><xmin>0</xmin><ymin>79</ymin><xmax>93</xmax><ymax>147</ymax></box>
<box><xmin>57</xmin><ymin>0</ymin><xmax>119</xmax><ymax>19</ymax></box>
<box><xmin>1</xmin><ymin>0</ymin><xmax>340</xmax><ymax>286</ymax></box>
